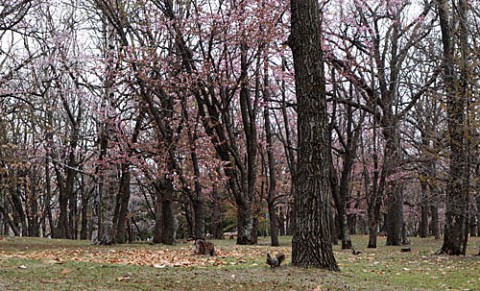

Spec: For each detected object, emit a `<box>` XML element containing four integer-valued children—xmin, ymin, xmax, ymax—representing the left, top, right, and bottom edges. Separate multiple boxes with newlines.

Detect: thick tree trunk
<box><xmin>386</xmin><ymin>185</ymin><xmax>403</xmax><ymax>245</ymax></box>
<box><xmin>289</xmin><ymin>0</ymin><xmax>338</xmax><ymax>270</ymax></box>
<box><xmin>383</xmin><ymin>120</ymin><xmax>403</xmax><ymax>246</ymax></box>
<box><xmin>436</xmin><ymin>0</ymin><xmax>469</xmax><ymax>255</ymax></box>
<box><xmin>153</xmin><ymin>176</ymin><xmax>176</xmax><ymax>245</ymax></box>
<box><xmin>192</xmin><ymin>198</ymin><xmax>205</xmax><ymax>239</ymax></box>
<box><xmin>236</xmin><ymin>199</ymin><xmax>254</xmax><ymax>245</ymax></box>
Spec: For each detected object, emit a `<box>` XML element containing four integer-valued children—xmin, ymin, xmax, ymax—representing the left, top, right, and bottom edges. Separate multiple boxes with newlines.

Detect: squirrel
<box><xmin>194</xmin><ymin>239</ymin><xmax>216</xmax><ymax>256</ymax></box>
<box><xmin>266</xmin><ymin>253</ymin><xmax>286</xmax><ymax>268</ymax></box>
<box><xmin>352</xmin><ymin>246</ymin><xmax>362</xmax><ymax>255</ymax></box>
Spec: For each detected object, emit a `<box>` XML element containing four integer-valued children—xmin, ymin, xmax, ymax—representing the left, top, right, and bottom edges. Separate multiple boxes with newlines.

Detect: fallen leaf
<box><xmin>117</xmin><ymin>275</ymin><xmax>131</xmax><ymax>282</ymax></box>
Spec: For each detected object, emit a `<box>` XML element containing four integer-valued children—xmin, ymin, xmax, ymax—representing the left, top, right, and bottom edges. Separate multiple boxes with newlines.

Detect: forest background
<box><xmin>0</xmin><ymin>0</ymin><xmax>478</xmax><ymax>258</ymax></box>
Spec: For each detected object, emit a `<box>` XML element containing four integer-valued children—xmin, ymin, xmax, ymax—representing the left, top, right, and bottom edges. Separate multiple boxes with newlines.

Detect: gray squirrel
<box><xmin>266</xmin><ymin>253</ymin><xmax>286</xmax><ymax>268</ymax></box>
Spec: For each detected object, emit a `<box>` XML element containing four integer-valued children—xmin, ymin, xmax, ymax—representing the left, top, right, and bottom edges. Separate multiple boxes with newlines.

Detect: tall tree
<box><xmin>436</xmin><ymin>0</ymin><xmax>470</xmax><ymax>255</ymax></box>
<box><xmin>289</xmin><ymin>0</ymin><xmax>338</xmax><ymax>270</ymax></box>
<box><xmin>328</xmin><ymin>0</ymin><xmax>437</xmax><ymax>247</ymax></box>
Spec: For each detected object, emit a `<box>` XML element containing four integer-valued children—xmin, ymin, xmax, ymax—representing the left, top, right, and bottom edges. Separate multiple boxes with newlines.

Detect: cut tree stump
<box><xmin>401</xmin><ymin>246</ymin><xmax>411</xmax><ymax>252</ymax></box>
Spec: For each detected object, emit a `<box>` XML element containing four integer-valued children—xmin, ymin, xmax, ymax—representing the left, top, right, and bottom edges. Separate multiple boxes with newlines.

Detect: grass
<box><xmin>0</xmin><ymin>235</ymin><xmax>479</xmax><ymax>290</ymax></box>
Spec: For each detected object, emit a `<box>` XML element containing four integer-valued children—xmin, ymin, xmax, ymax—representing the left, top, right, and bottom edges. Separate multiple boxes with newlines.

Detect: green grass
<box><xmin>0</xmin><ymin>235</ymin><xmax>479</xmax><ymax>290</ymax></box>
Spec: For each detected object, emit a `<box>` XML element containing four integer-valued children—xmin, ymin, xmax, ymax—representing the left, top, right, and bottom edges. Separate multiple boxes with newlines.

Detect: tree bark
<box><xmin>418</xmin><ymin>178</ymin><xmax>429</xmax><ymax>238</ymax></box>
<box><xmin>192</xmin><ymin>198</ymin><xmax>205</xmax><ymax>239</ymax></box>
<box><xmin>436</xmin><ymin>0</ymin><xmax>469</xmax><ymax>255</ymax></box>
<box><xmin>115</xmin><ymin>166</ymin><xmax>131</xmax><ymax>243</ymax></box>
<box><xmin>289</xmin><ymin>0</ymin><xmax>339</xmax><ymax>270</ymax></box>
<box><xmin>264</xmin><ymin>68</ymin><xmax>279</xmax><ymax>247</ymax></box>
<box><xmin>153</xmin><ymin>176</ymin><xmax>176</xmax><ymax>245</ymax></box>
<box><xmin>210</xmin><ymin>189</ymin><xmax>224</xmax><ymax>239</ymax></box>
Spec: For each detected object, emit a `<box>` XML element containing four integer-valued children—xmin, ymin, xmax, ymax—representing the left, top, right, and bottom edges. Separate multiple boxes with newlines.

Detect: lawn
<box><xmin>0</xmin><ymin>235</ymin><xmax>479</xmax><ymax>290</ymax></box>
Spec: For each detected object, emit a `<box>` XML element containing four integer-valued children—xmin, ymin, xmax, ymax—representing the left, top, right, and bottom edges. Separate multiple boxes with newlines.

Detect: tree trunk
<box><xmin>10</xmin><ymin>183</ymin><xmax>27</xmax><ymax>236</ymax></box>
<box><xmin>44</xmin><ymin>156</ymin><xmax>54</xmax><ymax>238</ymax></box>
<box><xmin>53</xmin><ymin>168</ymin><xmax>68</xmax><ymax>239</ymax></box>
<box><xmin>386</xmin><ymin>185</ymin><xmax>403</xmax><ymax>245</ymax></box>
<box><xmin>80</xmin><ymin>190</ymin><xmax>89</xmax><ymax>240</ymax></box>
<box><xmin>192</xmin><ymin>198</ymin><xmax>205</xmax><ymax>239</ymax></box>
<box><xmin>153</xmin><ymin>176</ymin><xmax>176</xmax><ymax>245</ymax></box>
<box><xmin>264</xmin><ymin>79</ymin><xmax>279</xmax><ymax>246</ymax></box>
<box><xmin>476</xmin><ymin>195</ymin><xmax>480</xmax><ymax>237</ymax></box>
<box><xmin>419</xmin><ymin>180</ymin><xmax>429</xmax><ymax>238</ymax></box>
<box><xmin>367</xmin><ymin>204</ymin><xmax>380</xmax><ymax>248</ymax></box>
<box><xmin>289</xmin><ymin>0</ymin><xmax>338</xmax><ymax>270</ymax></box>
<box><xmin>236</xmin><ymin>199</ymin><xmax>254</xmax><ymax>245</ymax></box>
<box><xmin>210</xmin><ymin>190</ymin><xmax>224</xmax><ymax>239</ymax></box>
<box><xmin>431</xmin><ymin>204</ymin><xmax>440</xmax><ymax>239</ymax></box>
<box><xmin>383</xmin><ymin>120</ymin><xmax>403</xmax><ymax>246</ymax></box>
<box><xmin>99</xmin><ymin>167</ymin><xmax>117</xmax><ymax>245</ymax></box>
<box><xmin>436</xmin><ymin>0</ymin><xmax>469</xmax><ymax>255</ymax></box>
<box><xmin>115</xmin><ymin>166</ymin><xmax>131</xmax><ymax>243</ymax></box>
<box><xmin>26</xmin><ymin>173</ymin><xmax>40</xmax><ymax>237</ymax></box>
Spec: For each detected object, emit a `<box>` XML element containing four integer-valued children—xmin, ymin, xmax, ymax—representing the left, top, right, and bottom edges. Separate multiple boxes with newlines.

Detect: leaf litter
<box><xmin>4</xmin><ymin>242</ymin><xmax>288</xmax><ymax>269</ymax></box>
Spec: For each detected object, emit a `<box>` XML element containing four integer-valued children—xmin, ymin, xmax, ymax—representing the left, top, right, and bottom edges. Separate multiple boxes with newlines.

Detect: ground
<box><xmin>0</xmin><ymin>235</ymin><xmax>479</xmax><ymax>290</ymax></box>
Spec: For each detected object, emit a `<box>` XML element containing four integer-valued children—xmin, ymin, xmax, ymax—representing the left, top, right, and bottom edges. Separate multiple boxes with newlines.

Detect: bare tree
<box><xmin>435</xmin><ymin>0</ymin><xmax>470</xmax><ymax>255</ymax></box>
<box><xmin>289</xmin><ymin>0</ymin><xmax>338</xmax><ymax>270</ymax></box>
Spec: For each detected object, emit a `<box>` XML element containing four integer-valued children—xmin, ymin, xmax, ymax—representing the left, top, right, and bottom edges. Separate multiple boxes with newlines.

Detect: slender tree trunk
<box><xmin>11</xmin><ymin>183</ymin><xmax>27</xmax><ymax>236</ymax></box>
<box><xmin>476</xmin><ymin>194</ymin><xmax>480</xmax><ymax>237</ymax></box>
<box><xmin>53</xmin><ymin>169</ymin><xmax>68</xmax><ymax>238</ymax></box>
<box><xmin>419</xmin><ymin>180</ymin><xmax>430</xmax><ymax>238</ymax></box>
<box><xmin>184</xmin><ymin>202</ymin><xmax>194</xmax><ymax>238</ymax></box>
<box><xmin>115</xmin><ymin>166</ymin><xmax>131</xmax><ymax>243</ymax></box>
<box><xmin>367</xmin><ymin>201</ymin><xmax>381</xmax><ymax>248</ymax></box>
<box><xmin>26</xmin><ymin>173</ymin><xmax>39</xmax><ymax>237</ymax></box>
<box><xmin>99</xmin><ymin>167</ymin><xmax>117</xmax><ymax>245</ymax></box>
<box><xmin>264</xmin><ymin>73</ymin><xmax>279</xmax><ymax>247</ymax></box>
<box><xmin>0</xmin><ymin>198</ymin><xmax>19</xmax><ymax>236</ymax></box>
<box><xmin>80</xmin><ymin>190</ymin><xmax>89</xmax><ymax>240</ymax></box>
<box><xmin>431</xmin><ymin>204</ymin><xmax>440</xmax><ymax>239</ymax></box>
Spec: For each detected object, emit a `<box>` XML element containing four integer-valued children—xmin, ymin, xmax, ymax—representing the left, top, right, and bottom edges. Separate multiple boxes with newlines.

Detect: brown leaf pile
<box><xmin>3</xmin><ymin>244</ymin><xmax>289</xmax><ymax>269</ymax></box>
